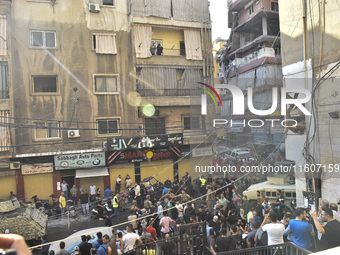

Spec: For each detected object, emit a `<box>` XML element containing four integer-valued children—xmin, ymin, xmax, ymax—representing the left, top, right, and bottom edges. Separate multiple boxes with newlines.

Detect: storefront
<box><xmin>106</xmin><ymin>133</ymin><xmax>183</xmax><ymax>185</ymax></box>
<box><xmin>21</xmin><ymin>163</ymin><xmax>54</xmax><ymax>202</ymax></box>
<box><xmin>0</xmin><ymin>167</ymin><xmax>16</xmax><ymax>200</ymax></box>
<box><xmin>54</xmin><ymin>152</ymin><xmax>109</xmax><ymax>198</ymax></box>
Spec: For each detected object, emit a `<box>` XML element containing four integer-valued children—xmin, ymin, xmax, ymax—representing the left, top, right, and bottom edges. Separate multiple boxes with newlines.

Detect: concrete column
<box><xmin>103</xmin><ymin>175</ymin><xmax>110</xmax><ymax>191</ymax></box>
<box><xmin>240</xmin><ymin>33</ymin><xmax>245</xmax><ymax>47</ymax></box>
<box><xmin>16</xmin><ymin>170</ymin><xmax>25</xmax><ymax>202</ymax></box>
<box><xmin>262</xmin><ymin>16</ymin><xmax>268</xmax><ymax>35</ymax></box>
<box><xmin>53</xmin><ymin>170</ymin><xmax>61</xmax><ymax>196</ymax></box>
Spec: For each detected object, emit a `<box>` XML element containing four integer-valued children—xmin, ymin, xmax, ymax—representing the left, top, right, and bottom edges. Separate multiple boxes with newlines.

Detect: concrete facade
<box><xmin>279</xmin><ymin>0</ymin><xmax>340</xmax><ymax>206</ymax></box>
<box><xmin>0</xmin><ymin>0</ymin><xmax>214</xmax><ymax>201</ymax></box>
<box><xmin>218</xmin><ymin>0</ymin><xmax>284</xmax><ymax>148</ymax></box>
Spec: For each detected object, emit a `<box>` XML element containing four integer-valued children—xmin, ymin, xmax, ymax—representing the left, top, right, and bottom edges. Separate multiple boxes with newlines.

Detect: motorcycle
<box><xmin>31</xmin><ymin>195</ymin><xmax>52</xmax><ymax>215</ymax></box>
<box><xmin>50</xmin><ymin>194</ymin><xmax>61</xmax><ymax>216</ymax></box>
<box><xmin>66</xmin><ymin>199</ymin><xmax>77</xmax><ymax>218</ymax></box>
<box><xmin>91</xmin><ymin>199</ymin><xmax>113</xmax><ymax>219</ymax></box>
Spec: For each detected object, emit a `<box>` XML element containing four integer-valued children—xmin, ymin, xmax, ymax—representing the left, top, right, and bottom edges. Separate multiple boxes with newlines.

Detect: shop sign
<box><xmin>192</xmin><ymin>147</ymin><xmax>212</xmax><ymax>157</ymax></box>
<box><xmin>54</xmin><ymin>152</ymin><xmax>106</xmax><ymax>170</ymax></box>
<box><xmin>21</xmin><ymin>163</ymin><xmax>53</xmax><ymax>175</ymax></box>
<box><xmin>107</xmin><ymin>133</ymin><xmax>183</xmax><ymax>151</ymax></box>
<box><xmin>108</xmin><ymin>148</ymin><xmax>179</xmax><ymax>164</ymax></box>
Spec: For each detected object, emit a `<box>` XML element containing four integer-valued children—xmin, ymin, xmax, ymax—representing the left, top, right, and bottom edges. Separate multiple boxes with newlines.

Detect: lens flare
<box><xmin>142</xmin><ymin>104</ymin><xmax>155</xmax><ymax>117</ymax></box>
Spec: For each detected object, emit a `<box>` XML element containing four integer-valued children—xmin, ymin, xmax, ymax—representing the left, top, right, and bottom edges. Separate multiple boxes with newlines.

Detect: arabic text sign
<box><xmin>22</xmin><ymin>163</ymin><xmax>53</xmax><ymax>175</ymax></box>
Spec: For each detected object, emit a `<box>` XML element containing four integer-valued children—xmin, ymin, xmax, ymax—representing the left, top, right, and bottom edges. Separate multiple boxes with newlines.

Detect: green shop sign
<box><xmin>54</xmin><ymin>152</ymin><xmax>106</xmax><ymax>170</ymax></box>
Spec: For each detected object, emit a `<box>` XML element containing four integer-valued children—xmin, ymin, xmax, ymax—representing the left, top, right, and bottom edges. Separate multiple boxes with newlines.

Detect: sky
<box><xmin>209</xmin><ymin>0</ymin><xmax>231</xmax><ymax>40</ymax></box>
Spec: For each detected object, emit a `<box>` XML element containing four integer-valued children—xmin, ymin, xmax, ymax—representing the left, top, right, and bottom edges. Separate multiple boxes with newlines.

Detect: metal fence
<box><xmin>124</xmin><ymin>222</ymin><xmax>207</xmax><ymax>255</ymax></box>
<box><xmin>205</xmin><ymin>242</ymin><xmax>313</xmax><ymax>255</ymax></box>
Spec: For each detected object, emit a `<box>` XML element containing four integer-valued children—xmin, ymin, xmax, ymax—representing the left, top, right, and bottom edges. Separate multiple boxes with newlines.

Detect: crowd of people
<box><xmin>41</xmin><ymin>173</ymin><xmax>340</xmax><ymax>254</ymax></box>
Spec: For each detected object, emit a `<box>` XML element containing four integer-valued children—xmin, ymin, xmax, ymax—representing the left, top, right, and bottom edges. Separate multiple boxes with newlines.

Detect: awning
<box><xmin>75</xmin><ymin>167</ymin><xmax>109</xmax><ymax>178</ymax></box>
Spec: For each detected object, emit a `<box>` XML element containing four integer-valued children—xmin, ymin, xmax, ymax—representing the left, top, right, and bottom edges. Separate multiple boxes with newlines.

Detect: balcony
<box><xmin>138</xmin><ymin>88</ymin><xmax>201</xmax><ymax>97</ymax></box>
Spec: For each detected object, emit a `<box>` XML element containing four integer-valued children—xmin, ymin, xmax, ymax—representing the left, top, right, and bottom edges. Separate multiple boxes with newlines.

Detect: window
<box><xmin>266</xmin><ymin>191</ymin><xmax>271</xmax><ymax>197</ymax></box>
<box><xmin>0</xmin><ymin>63</ymin><xmax>9</xmax><ymax>99</ymax></box>
<box><xmin>271</xmin><ymin>2</ymin><xmax>279</xmax><ymax>12</ymax></box>
<box><xmin>0</xmin><ymin>110</ymin><xmax>10</xmax><ymax>151</ymax></box>
<box><xmin>271</xmin><ymin>192</ymin><xmax>276</xmax><ymax>197</ymax></box>
<box><xmin>94</xmin><ymin>75</ymin><xmax>118</xmax><ymax>93</ymax></box>
<box><xmin>35</xmin><ymin>121</ymin><xmax>60</xmax><ymax>139</ymax></box>
<box><xmin>30</xmin><ymin>30</ymin><xmax>56</xmax><ymax>48</ymax></box>
<box><xmin>285</xmin><ymin>192</ymin><xmax>292</xmax><ymax>198</ymax></box>
<box><xmin>145</xmin><ymin>118</ymin><xmax>165</xmax><ymax>135</ymax></box>
<box><xmin>0</xmin><ymin>16</ymin><xmax>7</xmax><ymax>56</ymax></box>
<box><xmin>102</xmin><ymin>0</ymin><xmax>115</xmax><ymax>6</ymax></box>
<box><xmin>183</xmin><ymin>116</ymin><xmax>200</xmax><ymax>130</ymax></box>
<box><xmin>97</xmin><ymin>119</ymin><xmax>119</xmax><ymax>135</ymax></box>
<box><xmin>92</xmin><ymin>34</ymin><xmax>117</xmax><ymax>54</ymax></box>
<box><xmin>248</xmin><ymin>4</ymin><xmax>254</xmax><ymax>15</ymax></box>
<box><xmin>32</xmin><ymin>76</ymin><xmax>57</xmax><ymax>93</ymax></box>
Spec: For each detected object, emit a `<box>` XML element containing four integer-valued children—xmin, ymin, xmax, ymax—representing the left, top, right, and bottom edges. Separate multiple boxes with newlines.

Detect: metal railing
<box><xmin>205</xmin><ymin>242</ymin><xmax>313</xmax><ymax>255</ymax></box>
<box><xmin>138</xmin><ymin>89</ymin><xmax>202</xmax><ymax>97</ymax></box>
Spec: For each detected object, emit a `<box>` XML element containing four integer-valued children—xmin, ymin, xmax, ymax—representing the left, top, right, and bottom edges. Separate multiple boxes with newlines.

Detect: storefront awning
<box><xmin>75</xmin><ymin>167</ymin><xmax>109</xmax><ymax>178</ymax></box>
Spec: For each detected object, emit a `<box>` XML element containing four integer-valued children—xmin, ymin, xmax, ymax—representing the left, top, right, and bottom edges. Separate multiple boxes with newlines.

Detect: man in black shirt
<box><xmin>161</xmin><ymin>234</ymin><xmax>176</xmax><ymax>255</ymax></box>
<box><xmin>78</xmin><ymin>235</ymin><xmax>92</xmax><ymax>255</ymax></box>
<box><xmin>79</xmin><ymin>190</ymin><xmax>90</xmax><ymax>215</ymax></box>
<box><xmin>164</xmin><ymin>178</ymin><xmax>172</xmax><ymax>189</ymax></box>
<box><xmin>311</xmin><ymin>207</ymin><xmax>340</xmax><ymax>251</ymax></box>
<box><xmin>215</xmin><ymin>228</ymin><xmax>228</xmax><ymax>252</ymax></box>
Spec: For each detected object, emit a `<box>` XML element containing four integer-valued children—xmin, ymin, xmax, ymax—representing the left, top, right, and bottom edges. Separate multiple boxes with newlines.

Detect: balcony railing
<box><xmin>205</xmin><ymin>242</ymin><xmax>313</xmax><ymax>255</ymax></box>
<box><xmin>138</xmin><ymin>89</ymin><xmax>202</xmax><ymax>97</ymax></box>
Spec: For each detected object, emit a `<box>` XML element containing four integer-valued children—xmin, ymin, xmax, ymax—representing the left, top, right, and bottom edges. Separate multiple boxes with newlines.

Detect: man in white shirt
<box><xmin>115</xmin><ymin>175</ymin><xmax>122</xmax><ymax>194</ymax></box>
<box><xmin>123</xmin><ymin>224</ymin><xmax>142</xmax><ymax>251</ymax></box>
<box><xmin>61</xmin><ymin>180</ymin><xmax>69</xmax><ymax>200</ymax></box>
<box><xmin>260</xmin><ymin>211</ymin><xmax>285</xmax><ymax>245</ymax></box>
<box><xmin>134</xmin><ymin>182</ymin><xmax>141</xmax><ymax>207</ymax></box>
<box><xmin>90</xmin><ymin>183</ymin><xmax>96</xmax><ymax>202</ymax></box>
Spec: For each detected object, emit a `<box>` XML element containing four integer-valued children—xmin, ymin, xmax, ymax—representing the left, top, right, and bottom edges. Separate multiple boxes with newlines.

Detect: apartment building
<box><xmin>219</xmin><ymin>0</ymin><xmax>283</xmax><ymax>150</ymax></box>
<box><xmin>0</xmin><ymin>0</ymin><xmax>213</xmax><ymax>201</ymax></box>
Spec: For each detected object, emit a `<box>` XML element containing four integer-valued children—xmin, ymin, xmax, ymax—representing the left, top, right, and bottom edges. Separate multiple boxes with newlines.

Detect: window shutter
<box><xmin>0</xmin><ymin>16</ymin><xmax>6</xmax><ymax>56</ymax></box>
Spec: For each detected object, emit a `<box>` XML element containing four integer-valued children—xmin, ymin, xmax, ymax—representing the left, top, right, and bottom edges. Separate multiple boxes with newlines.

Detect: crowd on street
<box><xmin>33</xmin><ymin>173</ymin><xmax>340</xmax><ymax>255</ymax></box>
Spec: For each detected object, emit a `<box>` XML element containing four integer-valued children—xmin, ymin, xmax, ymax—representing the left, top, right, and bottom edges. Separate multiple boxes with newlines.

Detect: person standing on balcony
<box><xmin>150</xmin><ymin>42</ymin><xmax>156</xmax><ymax>55</ymax></box>
<box><xmin>156</xmin><ymin>44</ymin><xmax>163</xmax><ymax>55</ymax></box>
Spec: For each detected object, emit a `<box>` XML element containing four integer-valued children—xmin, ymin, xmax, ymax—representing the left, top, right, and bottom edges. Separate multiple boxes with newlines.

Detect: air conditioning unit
<box><xmin>10</xmin><ymin>162</ymin><xmax>20</xmax><ymax>170</ymax></box>
<box><xmin>89</xmin><ymin>3</ymin><xmax>100</xmax><ymax>13</ymax></box>
<box><xmin>68</xmin><ymin>130</ymin><xmax>80</xmax><ymax>138</ymax></box>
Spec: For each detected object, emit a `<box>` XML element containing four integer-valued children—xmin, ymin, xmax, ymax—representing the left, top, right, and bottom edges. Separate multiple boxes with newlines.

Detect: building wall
<box><xmin>0</xmin><ymin>175</ymin><xmax>16</xmax><ymax>200</ymax></box>
<box><xmin>23</xmin><ymin>173</ymin><xmax>53</xmax><ymax>202</ymax></box>
<box><xmin>140</xmin><ymin>159</ymin><xmax>174</xmax><ymax>183</ymax></box>
<box><xmin>238</xmin><ymin>0</ymin><xmax>278</xmax><ymax>24</ymax></box>
<box><xmin>279</xmin><ymin>0</ymin><xmax>340</xmax><ymax>203</ymax></box>
<box><xmin>10</xmin><ymin>0</ymin><xmax>136</xmax><ymax>155</ymax></box>
<box><xmin>79</xmin><ymin>176</ymin><xmax>105</xmax><ymax>196</ymax></box>
<box><xmin>109</xmin><ymin>163</ymin><xmax>135</xmax><ymax>191</ymax></box>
